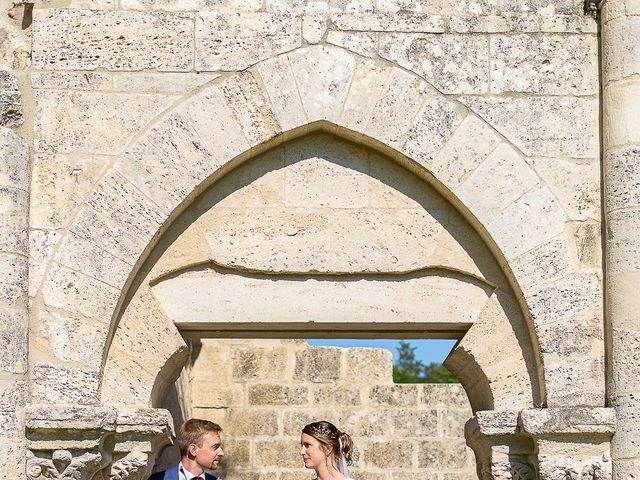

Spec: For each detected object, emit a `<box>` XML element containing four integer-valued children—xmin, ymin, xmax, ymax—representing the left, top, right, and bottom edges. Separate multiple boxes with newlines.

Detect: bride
<box><xmin>300</xmin><ymin>421</ymin><xmax>355</xmax><ymax>480</ymax></box>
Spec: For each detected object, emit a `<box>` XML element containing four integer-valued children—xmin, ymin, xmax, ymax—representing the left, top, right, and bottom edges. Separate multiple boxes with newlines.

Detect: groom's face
<box><xmin>192</xmin><ymin>431</ymin><xmax>224</xmax><ymax>471</ymax></box>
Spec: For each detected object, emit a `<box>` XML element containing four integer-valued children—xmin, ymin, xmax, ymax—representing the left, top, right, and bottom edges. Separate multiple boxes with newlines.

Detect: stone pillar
<box><xmin>600</xmin><ymin>0</ymin><xmax>640</xmax><ymax>478</ymax></box>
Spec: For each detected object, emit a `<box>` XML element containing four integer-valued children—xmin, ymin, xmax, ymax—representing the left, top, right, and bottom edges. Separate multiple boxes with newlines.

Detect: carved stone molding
<box><xmin>25</xmin><ymin>405</ymin><xmax>173</xmax><ymax>480</ymax></box>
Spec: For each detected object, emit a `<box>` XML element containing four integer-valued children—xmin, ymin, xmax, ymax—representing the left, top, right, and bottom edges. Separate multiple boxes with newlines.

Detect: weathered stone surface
<box><xmin>326</xmin><ymin>32</ymin><xmax>377</xmax><ymax>57</ymax></box>
<box><xmin>31</xmin><ymin>71</ymin><xmax>113</xmax><ymax>91</ymax></box>
<box><xmin>603</xmin><ymin>16</ymin><xmax>640</xmax><ymax>85</ymax></box>
<box><xmin>294</xmin><ymin>347</ymin><xmax>342</xmax><ymax>381</ymax></box>
<box><xmin>0</xmin><ymin>253</ymin><xmax>27</xmax><ymax>306</ymax></box>
<box><xmin>461</xmin><ymin>95</ymin><xmax>599</xmax><ymax>158</ymax></box>
<box><xmin>0</xmin><ymin>68</ymin><xmax>22</xmax><ymax>127</ymax></box>
<box><xmin>257</xmin><ymin>56</ymin><xmax>307</xmax><ymax>132</ymax></box>
<box><xmin>266</xmin><ymin>0</ymin><xmax>373</xmax><ymax>12</ymax></box>
<box><xmin>31</xmin><ymin>364</ymin><xmax>100</xmax><ymax>405</ymax></box>
<box><xmin>30</xmin><ymin>153</ymin><xmax>110</xmax><ymax>230</ymax></box>
<box><xmin>606</xmin><ymin>209</ymin><xmax>640</xmax><ymax>273</ymax></box>
<box><xmin>486</xmin><ymin>183</ymin><xmax>567</xmax><ymax>259</ymax></box>
<box><xmin>330</xmin><ymin>13</ymin><xmax>444</xmax><ymax>32</ymax></box>
<box><xmin>226</xmin><ymin>409</ymin><xmax>278</xmax><ymax>436</ymax></box>
<box><xmin>254</xmin><ymin>439</ymin><xmax>302</xmax><ymax>467</ymax></box>
<box><xmin>0</xmin><ymin>128</ymin><xmax>29</xmax><ymax>191</ymax></box>
<box><xmin>302</xmin><ymin>15</ymin><xmax>327</xmax><ymax>43</ymax></box>
<box><xmin>422</xmin><ymin>384</ymin><xmax>469</xmax><ymax>409</ymax></box>
<box><xmin>282</xmin><ymin>409</ymin><xmax>338</xmax><ymax>435</ymax></box>
<box><xmin>502</xmin><ymin>0</ymin><xmax>583</xmax><ymax>15</ymax></box>
<box><xmin>248</xmin><ymin>384</ymin><xmax>308</xmax><ymax>405</ymax></box>
<box><xmin>606</xmin><ymin>148</ymin><xmax>640</xmax><ymax>212</ymax></box>
<box><xmin>379</xmin><ymin>34</ymin><xmax>489</xmax><ymax>94</ymax></box>
<box><xmin>340</xmin><ymin>408</ymin><xmax>392</xmax><ymax>436</ymax></box>
<box><xmin>364</xmin><ymin>440</ymin><xmax>414</xmax><ymax>468</ymax></box>
<box><xmin>520</xmin><ymin>407</ymin><xmax>616</xmax><ymax>435</ymax></box>
<box><xmin>418</xmin><ymin>439</ymin><xmax>470</xmax><ymax>469</ymax></box>
<box><xmin>0</xmin><ymin>188</ymin><xmax>28</xmax><ymax>255</ymax></box>
<box><xmin>28</xmin><ymin>230</ymin><xmax>60</xmax><ymax>299</ymax></box>
<box><xmin>343</xmin><ymin>348</ymin><xmax>392</xmax><ymax>384</ymax></box>
<box><xmin>32</xmin><ymin>9</ymin><xmax>194</xmax><ymax>71</ymax></box>
<box><xmin>368</xmin><ymin>385</ymin><xmax>418</xmax><ymax>406</ymax></box>
<box><xmin>510</xmin><ymin>235</ymin><xmax>574</xmax><ymax>293</ymax></box>
<box><xmin>112</xmin><ymin>72</ymin><xmax>220</xmax><ymax>93</ymax></box>
<box><xmin>34</xmin><ymin>90</ymin><xmax>177</xmax><ymax>154</ymax></box>
<box><xmin>391</xmin><ymin>408</ymin><xmax>438</xmax><ymax>436</ymax></box>
<box><xmin>490</xmin><ymin>34</ymin><xmax>598</xmax><ymax>95</ymax></box>
<box><xmin>196</xmin><ymin>13</ymin><xmax>301</xmax><ymax>71</ymax></box>
<box><xmin>121</xmin><ymin>0</ymin><xmax>262</xmax><ymax>10</ymax></box>
<box><xmin>440</xmin><ymin>409</ymin><xmax>472</xmax><ymax>437</ymax></box>
<box><xmin>310</xmin><ymin>384</ymin><xmax>362</xmax><ymax>405</ymax></box>
<box><xmin>231</xmin><ymin>346</ymin><xmax>288</xmax><ymax>380</ymax></box>
<box><xmin>455</xmin><ymin>143</ymin><xmax>538</xmax><ymax>223</ymax></box>
<box><xmin>605</xmin><ymin>82</ymin><xmax>640</xmax><ymax>149</ymax></box>
<box><xmin>0</xmin><ymin>306</ymin><xmax>27</xmax><ymax>373</ymax></box>
<box><xmin>289</xmin><ymin>46</ymin><xmax>356</xmax><ymax>122</ymax></box>
<box><xmin>375</xmin><ymin>0</ymin><xmax>496</xmax><ymax>14</ymax></box>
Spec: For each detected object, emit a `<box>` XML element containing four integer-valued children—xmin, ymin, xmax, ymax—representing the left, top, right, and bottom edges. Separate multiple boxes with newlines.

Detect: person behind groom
<box><xmin>149</xmin><ymin>419</ymin><xmax>225</xmax><ymax>480</ymax></box>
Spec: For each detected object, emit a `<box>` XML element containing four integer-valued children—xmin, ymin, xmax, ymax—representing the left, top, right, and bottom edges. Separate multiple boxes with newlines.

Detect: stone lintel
<box><xmin>519</xmin><ymin>407</ymin><xmax>616</xmax><ymax>437</ymax></box>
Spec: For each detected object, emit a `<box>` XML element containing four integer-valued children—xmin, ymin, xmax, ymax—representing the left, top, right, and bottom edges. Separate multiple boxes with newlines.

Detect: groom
<box><xmin>149</xmin><ymin>419</ymin><xmax>224</xmax><ymax>480</ymax></box>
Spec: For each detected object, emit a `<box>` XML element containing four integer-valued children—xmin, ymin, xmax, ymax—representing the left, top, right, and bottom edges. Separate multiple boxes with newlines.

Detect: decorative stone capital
<box><xmin>25</xmin><ymin>405</ymin><xmax>173</xmax><ymax>480</ymax></box>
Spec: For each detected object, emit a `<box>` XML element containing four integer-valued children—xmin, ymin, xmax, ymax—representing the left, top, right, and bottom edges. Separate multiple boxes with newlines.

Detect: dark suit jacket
<box><xmin>148</xmin><ymin>464</ymin><xmax>218</xmax><ymax>480</ymax></box>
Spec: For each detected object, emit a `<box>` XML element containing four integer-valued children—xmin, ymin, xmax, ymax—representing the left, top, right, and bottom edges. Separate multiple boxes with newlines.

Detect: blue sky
<box><xmin>306</xmin><ymin>339</ymin><xmax>457</xmax><ymax>365</ymax></box>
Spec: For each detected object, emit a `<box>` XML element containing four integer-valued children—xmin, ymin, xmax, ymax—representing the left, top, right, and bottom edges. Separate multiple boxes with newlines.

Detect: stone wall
<box><xmin>158</xmin><ymin>340</ymin><xmax>475</xmax><ymax>480</ymax></box>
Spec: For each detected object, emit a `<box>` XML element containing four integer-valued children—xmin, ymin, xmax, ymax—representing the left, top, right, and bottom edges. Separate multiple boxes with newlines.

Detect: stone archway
<box><xmin>25</xmin><ymin>44</ymin><xmax>613</xmax><ymax>480</ymax></box>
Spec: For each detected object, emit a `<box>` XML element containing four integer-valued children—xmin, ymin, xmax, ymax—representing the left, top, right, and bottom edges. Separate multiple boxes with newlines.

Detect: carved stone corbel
<box><xmin>24</xmin><ymin>405</ymin><xmax>174</xmax><ymax>480</ymax></box>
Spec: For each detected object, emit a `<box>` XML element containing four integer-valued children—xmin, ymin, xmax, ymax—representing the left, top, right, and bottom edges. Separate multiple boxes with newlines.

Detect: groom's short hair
<box><xmin>178</xmin><ymin>418</ymin><xmax>223</xmax><ymax>456</ymax></box>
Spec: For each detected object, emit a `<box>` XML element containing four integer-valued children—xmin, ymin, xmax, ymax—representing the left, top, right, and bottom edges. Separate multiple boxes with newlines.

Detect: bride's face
<box><xmin>300</xmin><ymin>433</ymin><xmax>330</xmax><ymax>470</ymax></box>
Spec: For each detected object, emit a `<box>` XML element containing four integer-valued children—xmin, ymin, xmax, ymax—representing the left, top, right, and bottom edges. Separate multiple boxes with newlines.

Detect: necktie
<box><xmin>181</xmin><ymin>467</ymin><xmax>204</xmax><ymax>480</ymax></box>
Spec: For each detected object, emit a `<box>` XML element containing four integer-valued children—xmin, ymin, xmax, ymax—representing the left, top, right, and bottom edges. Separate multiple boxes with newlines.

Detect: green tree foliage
<box><xmin>392</xmin><ymin>341</ymin><xmax>459</xmax><ymax>384</ymax></box>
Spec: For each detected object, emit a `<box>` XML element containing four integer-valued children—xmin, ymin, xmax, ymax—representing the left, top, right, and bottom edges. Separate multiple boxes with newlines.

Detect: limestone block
<box><xmin>153</xmin><ymin>269</ymin><xmax>492</xmax><ymax>325</ymax></box>
<box><xmin>0</xmin><ymin>69</ymin><xmax>22</xmax><ymax>127</ymax></box>
<box><xmin>339</xmin><ymin>59</ymin><xmax>392</xmax><ymax>132</ymax></box>
<box><xmin>421</xmin><ymin>384</ymin><xmax>469</xmax><ymax>409</ymax></box>
<box><xmin>605</xmin><ymin>81</ymin><xmax>640</xmax><ymax>148</ymax></box>
<box><xmin>374</xmin><ymin>0</ymin><xmax>496</xmax><ymax>14</ymax></box>
<box><xmin>612</xmin><ymin>405</ymin><xmax>640</xmax><ymax>458</ymax></box>
<box><xmin>257</xmin><ymin>56</ymin><xmax>308</xmax><ymax>132</ymax></box>
<box><xmin>417</xmin><ymin>439</ymin><xmax>469</xmax><ymax>468</ymax></box>
<box><xmin>391</xmin><ymin>408</ymin><xmax>438</xmax><ymax>437</ymax></box>
<box><xmin>121</xmin><ymin>0</ymin><xmax>262</xmax><ymax>10</ymax></box>
<box><xmin>606</xmin><ymin>147</ymin><xmax>640</xmax><ymax>212</ymax></box>
<box><xmin>0</xmin><ymin>378</ymin><xmax>27</xmax><ymax>409</ymax></box>
<box><xmin>519</xmin><ymin>407</ymin><xmax>616</xmax><ymax>435</ymax></box>
<box><xmin>614</xmin><ymin>459</ymin><xmax>640</xmax><ymax>480</ymax></box>
<box><xmin>510</xmin><ymin>235</ymin><xmax>574</xmax><ymax>293</ymax></box>
<box><xmin>326</xmin><ymin>32</ymin><xmax>377</xmax><ymax>57</ymax></box>
<box><xmin>112</xmin><ymin>72</ymin><xmax>220</xmax><ymax>94</ymax></box>
<box><xmin>226</xmin><ymin>408</ymin><xmax>278</xmax><ymax>436</ymax></box>
<box><xmin>343</xmin><ymin>348</ymin><xmax>392</xmax><ymax>384</ymax></box>
<box><xmin>254</xmin><ymin>439</ymin><xmax>302</xmax><ymax>468</ymax></box>
<box><xmin>379</xmin><ymin>34</ymin><xmax>489</xmax><ymax>94</ymax></box>
<box><xmin>368</xmin><ymin>385</ymin><xmax>418</xmax><ymax>407</ymax></box>
<box><xmin>178</xmin><ymin>85</ymin><xmax>250</xmax><ymax>163</ymax></box>
<box><xmin>428</xmin><ymin>115</ymin><xmax>500</xmax><ymax>190</ymax></box>
<box><xmin>0</xmin><ymin>253</ymin><xmax>27</xmax><ymax>306</ymax></box>
<box><xmin>85</xmin><ymin>171</ymin><xmax>165</xmax><ymax>244</ymax></box>
<box><xmin>195</xmin><ymin>13</ymin><xmax>301</xmax><ymax>71</ymax></box>
<box><xmin>294</xmin><ymin>347</ymin><xmax>342</xmax><ymax>381</ymax></box>
<box><xmin>440</xmin><ymin>409</ymin><xmax>472</xmax><ymax>437</ymax></box>
<box><xmin>528</xmin><ymin>157</ymin><xmax>600</xmax><ymax>221</ymax></box>
<box><xmin>69</xmin><ymin>207</ymin><xmax>146</xmax><ymax>266</ymax></box>
<box><xmin>0</xmin><ymin>128</ymin><xmax>28</xmax><ymax>191</ymax></box>
<box><xmin>473</xmin><ymin>409</ymin><xmax>519</xmax><ymax>435</ymax></box>
<box><xmin>449</xmin><ymin>14</ymin><xmax>596</xmax><ymax>34</ymax></box>
<box><xmin>302</xmin><ymin>15</ymin><xmax>327</xmax><ymax>43</ymax></box>
<box><xmin>231</xmin><ymin>345</ymin><xmax>288</xmax><ymax>380</ymax></box>
<box><xmin>394</xmin><ymin>472</ymin><xmax>439</xmax><ymax>480</ymax></box>
<box><xmin>570</xmin><ymin>221</ymin><xmax>601</xmax><ymax>270</ymax></box>
<box><xmin>607</xmin><ymin>209</ymin><xmax>640</xmax><ymax>273</ymax></box>
<box><xmin>219</xmin><ymin>72</ymin><xmax>282</xmax><ymax>146</ymax></box>
<box><xmin>0</xmin><ymin>441</ymin><xmax>25</xmax><ymax>478</ymax></box>
<box><xmin>365</xmin><ymin>68</ymin><xmax>431</xmax><ymax>149</ymax></box>
<box><xmin>486</xmin><ymin>183</ymin><xmax>567</xmax><ymax>260</ymax></box>
<box><xmin>28</xmin><ymin>229</ymin><xmax>60</xmax><ymax>299</ymax></box>
<box><xmin>289</xmin><ymin>46</ymin><xmax>357</xmax><ymax>123</ymax></box>
<box><xmin>401</xmin><ymin>94</ymin><xmax>466</xmax><ymax>165</ymax></box>
<box><xmin>41</xmin><ymin>266</ymin><xmax>119</xmax><ymax>320</ymax></box>
<box><xmin>32</xmin><ymin>9</ymin><xmax>194</xmax><ymax>71</ymax></box>
<box><xmin>248</xmin><ymin>384</ymin><xmax>309</xmax><ymax>405</ymax></box>
<box><xmin>31</xmin><ymin>71</ymin><xmax>113</xmax><ymax>91</ymax></box>
<box><xmin>502</xmin><ymin>0</ymin><xmax>582</xmax><ymax>14</ymax></box>
<box><xmin>265</xmin><ymin>0</ymin><xmax>373</xmax><ymax>13</ymax></box>
<box><xmin>34</xmin><ymin>90</ymin><xmax>177</xmax><ymax>154</ymax></box>
<box><xmin>339</xmin><ymin>409</ymin><xmax>391</xmax><ymax>436</ymax></box>
<box><xmin>490</xmin><ymin>34</ymin><xmax>598</xmax><ymax>95</ymax></box>
<box><xmin>460</xmin><ymin>95</ymin><xmax>598</xmax><ymax>158</ymax></box>
<box><xmin>330</xmin><ymin>13</ymin><xmax>444</xmax><ymax>32</ymax></box>
<box><xmin>544</xmin><ymin>352</ymin><xmax>604</xmax><ymax>407</ymax></box>
<box><xmin>31</xmin><ymin>363</ymin><xmax>100</xmax><ymax>405</ymax></box>
<box><xmin>283</xmin><ymin>409</ymin><xmax>338</xmax><ymax>435</ymax></box>
<box><xmin>283</xmin><ymin>137</ymin><xmax>370</xmax><ymax>209</ymax></box>
<box><xmin>310</xmin><ymin>384</ymin><xmax>362</xmax><ymax>405</ymax></box>
<box><xmin>454</xmin><ymin>143</ymin><xmax>538</xmax><ymax>224</ymax></box>
<box><xmin>30</xmin><ymin>153</ymin><xmax>110</xmax><ymax>230</ymax></box>
<box><xmin>363</xmin><ymin>440</ymin><xmax>414</xmax><ymax>468</ymax></box>
<box><xmin>0</xmin><ymin>306</ymin><xmax>27</xmax><ymax>373</ymax></box>
<box><xmin>608</xmin><ymin>272</ymin><xmax>640</xmax><ymax>328</ymax></box>
<box><xmin>54</xmin><ymin>233</ymin><xmax>132</xmax><ymax>288</ymax></box>
<box><xmin>38</xmin><ymin>309</ymin><xmax>108</xmax><ymax>367</ymax></box>
<box><xmin>99</xmin><ymin>348</ymin><xmax>159</xmax><ymax>405</ymax></box>
<box><xmin>602</xmin><ymin>16</ymin><xmax>640</xmax><ymax>85</ymax></box>
<box><xmin>0</xmin><ymin>188</ymin><xmax>28</xmax><ymax>255</ymax></box>
<box><xmin>611</xmin><ymin>327</ymin><xmax>640</xmax><ymax>407</ymax></box>
<box><xmin>116</xmin><ymin>113</ymin><xmax>219</xmax><ymax>214</ymax></box>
